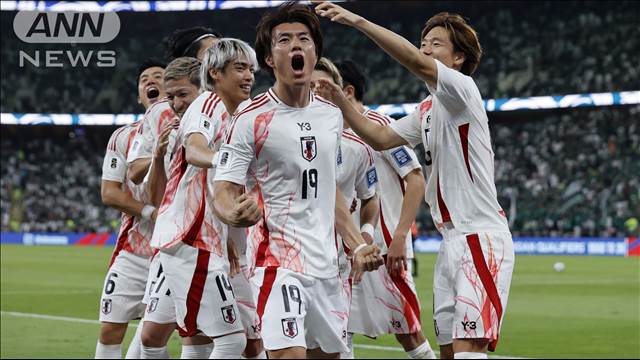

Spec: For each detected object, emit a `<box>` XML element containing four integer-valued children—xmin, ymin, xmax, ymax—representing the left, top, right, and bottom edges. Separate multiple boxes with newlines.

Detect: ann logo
<box><xmin>14</xmin><ymin>11</ymin><xmax>120</xmax><ymax>43</ymax></box>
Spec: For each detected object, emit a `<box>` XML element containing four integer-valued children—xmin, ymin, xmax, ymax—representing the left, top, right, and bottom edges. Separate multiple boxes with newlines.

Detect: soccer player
<box><xmin>96</xmin><ymin>60</ymin><xmax>165</xmax><ymax>359</ymax></box>
<box><xmin>213</xmin><ymin>3</ymin><xmax>383</xmax><ymax>359</ymax></box>
<box><xmin>164</xmin><ymin>26</ymin><xmax>222</xmax><ymax>60</ymax></box>
<box><xmin>315</xmin><ymin>3</ymin><xmax>515</xmax><ymax>359</ymax></box>
<box><xmin>311</xmin><ymin>57</ymin><xmax>381</xmax><ymax>359</ymax></box>
<box><xmin>150</xmin><ymin>38</ymin><xmax>258</xmax><ymax>359</ymax></box>
<box><xmin>138</xmin><ymin>57</ymin><xmax>217</xmax><ymax>360</ymax></box>
<box><xmin>334</xmin><ymin>60</ymin><xmax>436</xmax><ymax>359</ymax></box>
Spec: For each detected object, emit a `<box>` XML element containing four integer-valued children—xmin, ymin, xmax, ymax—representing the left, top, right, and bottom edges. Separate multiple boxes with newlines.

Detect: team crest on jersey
<box><xmin>300</xmin><ymin>136</ymin><xmax>317</xmax><ymax>162</ymax></box>
<box><xmin>366</xmin><ymin>168</ymin><xmax>378</xmax><ymax>187</ymax></box>
<box><xmin>110</xmin><ymin>158</ymin><xmax>118</xmax><ymax>169</ymax></box>
<box><xmin>221</xmin><ymin>305</ymin><xmax>236</xmax><ymax>324</ymax></box>
<box><xmin>392</xmin><ymin>148</ymin><xmax>411</xmax><ymax>167</ymax></box>
<box><xmin>281</xmin><ymin>317</ymin><xmax>298</xmax><ymax>338</ymax></box>
<box><xmin>148</xmin><ymin>297</ymin><xmax>159</xmax><ymax>313</ymax></box>
<box><xmin>101</xmin><ymin>299</ymin><xmax>112</xmax><ymax>315</ymax></box>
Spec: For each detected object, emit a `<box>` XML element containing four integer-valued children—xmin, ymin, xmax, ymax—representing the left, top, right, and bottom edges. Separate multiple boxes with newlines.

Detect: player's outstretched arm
<box><xmin>336</xmin><ymin>188</ymin><xmax>384</xmax><ymax>283</ymax></box>
<box><xmin>101</xmin><ymin>180</ymin><xmax>155</xmax><ymax>220</ymax></box>
<box><xmin>386</xmin><ymin>168</ymin><xmax>425</xmax><ymax>277</ymax></box>
<box><xmin>314</xmin><ymin>78</ymin><xmax>406</xmax><ymax>151</ymax></box>
<box><xmin>213</xmin><ymin>181</ymin><xmax>261</xmax><ymax>228</ymax></box>
<box><xmin>127</xmin><ymin>158</ymin><xmax>151</xmax><ymax>185</ymax></box>
<box><xmin>315</xmin><ymin>1</ymin><xmax>438</xmax><ymax>88</ymax></box>
<box><xmin>359</xmin><ymin>194</ymin><xmax>379</xmax><ymax>245</ymax></box>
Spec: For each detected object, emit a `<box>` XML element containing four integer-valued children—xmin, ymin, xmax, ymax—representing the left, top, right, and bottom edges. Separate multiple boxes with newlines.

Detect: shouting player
<box><xmin>213</xmin><ymin>3</ymin><xmax>383</xmax><ymax>359</ymax></box>
<box><xmin>315</xmin><ymin>3</ymin><xmax>515</xmax><ymax>359</ymax></box>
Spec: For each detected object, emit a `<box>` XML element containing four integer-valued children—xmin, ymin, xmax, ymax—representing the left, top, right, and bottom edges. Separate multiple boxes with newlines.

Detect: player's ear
<box><xmin>453</xmin><ymin>51</ymin><xmax>466</xmax><ymax>71</ymax></box>
<box><xmin>209</xmin><ymin>68</ymin><xmax>221</xmax><ymax>83</ymax></box>
<box><xmin>265</xmin><ymin>55</ymin><xmax>274</xmax><ymax>70</ymax></box>
<box><xmin>343</xmin><ymin>84</ymin><xmax>355</xmax><ymax>100</ymax></box>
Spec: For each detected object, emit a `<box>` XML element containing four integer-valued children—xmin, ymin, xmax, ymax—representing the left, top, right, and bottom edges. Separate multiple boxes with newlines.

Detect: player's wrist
<box><xmin>360</xmin><ymin>223</ymin><xmax>375</xmax><ymax>240</ymax></box>
<box><xmin>141</xmin><ymin>205</ymin><xmax>156</xmax><ymax>220</ymax></box>
<box><xmin>211</xmin><ymin>152</ymin><xmax>218</xmax><ymax>168</ymax></box>
<box><xmin>352</xmin><ymin>243</ymin><xmax>368</xmax><ymax>256</ymax></box>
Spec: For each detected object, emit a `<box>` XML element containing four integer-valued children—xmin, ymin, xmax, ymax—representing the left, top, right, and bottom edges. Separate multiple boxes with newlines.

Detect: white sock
<box><xmin>407</xmin><ymin>340</ymin><xmax>437</xmax><ymax>359</ymax></box>
<box><xmin>454</xmin><ymin>352</ymin><xmax>488</xmax><ymax>359</ymax></box>
<box><xmin>181</xmin><ymin>343</ymin><xmax>214</xmax><ymax>359</ymax></box>
<box><xmin>340</xmin><ymin>332</ymin><xmax>354</xmax><ymax>359</ymax></box>
<box><xmin>124</xmin><ymin>324</ymin><xmax>144</xmax><ymax>359</ymax></box>
<box><xmin>210</xmin><ymin>332</ymin><xmax>246</xmax><ymax>359</ymax></box>
<box><xmin>241</xmin><ymin>351</ymin><xmax>267</xmax><ymax>359</ymax></box>
<box><xmin>95</xmin><ymin>342</ymin><xmax>122</xmax><ymax>359</ymax></box>
<box><xmin>141</xmin><ymin>345</ymin><xmax>169</xmax><ymax>359</ymax></box>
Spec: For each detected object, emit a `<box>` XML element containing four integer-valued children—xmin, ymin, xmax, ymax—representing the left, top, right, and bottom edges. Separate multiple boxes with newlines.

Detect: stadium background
<box><xmin>1</xmin><ymin>0</ymin><xmax>638</xmax><ymax>358</ymax></box>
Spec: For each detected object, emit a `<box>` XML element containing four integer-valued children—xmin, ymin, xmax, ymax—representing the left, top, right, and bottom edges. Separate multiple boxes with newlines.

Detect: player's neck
<box><xmin>352</xmin><ymin>100</ymin><xmax>366</xmax><ymax>115</ymax></box>
<box><xmin>272</xmin><ymin>81</ymin><xmax>311</xmax><ymax>108</ymax></box>
<box><xmin>215</xmin><ymin>91</ymin><xmax>241</xmax><ymax>115</ymax></box>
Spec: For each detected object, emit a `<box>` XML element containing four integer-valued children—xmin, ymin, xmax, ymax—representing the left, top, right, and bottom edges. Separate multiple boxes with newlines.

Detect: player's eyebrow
<box><xmin>276</xmin><ymin>31</ymin><xmax>310</xmax><ymax>38</ymax></box>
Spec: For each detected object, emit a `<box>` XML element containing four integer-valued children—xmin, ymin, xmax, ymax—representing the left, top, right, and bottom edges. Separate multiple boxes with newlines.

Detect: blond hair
<box><xmin>314</xmin><ymin>57</ymin><xmax>343</xmax><ymax>88</ymax></box>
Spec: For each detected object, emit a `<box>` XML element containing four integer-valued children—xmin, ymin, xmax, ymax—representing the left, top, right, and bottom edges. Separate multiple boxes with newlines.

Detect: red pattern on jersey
<box><xmin>254</xmin><ymin>110</ymin><xmax>276</xmax><ymax>159</ymax></box>
<box><xmin>109</xmin><ymin>216</ymin><xmax>134</xmax><ymax>268</ymax></box>
<box><xmin>160</xmin><ymin>147</ymin><xmax>188</xmax><ymax>211</ymax></box>
<box><xmin>458</xmin><ymin>123</ymin><xmax>474</xmax><ymax>182</ymax></box>
<box><xmin>436</xmin><ymin>175</ymin><xmax>452</xmax><ymax>223</ymax></box>
<box><xmin>420</xmin><ymin>98</ymin><xmax>433</xmax><ymax>115</ymax></box>
<box><xmin>226</xmin><ymin>96</ymin><xmax>269</xmax><ymax>144</ymax></box>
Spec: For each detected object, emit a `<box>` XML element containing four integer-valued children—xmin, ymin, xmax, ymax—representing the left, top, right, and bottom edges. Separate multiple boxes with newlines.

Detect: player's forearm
<box><xmin>147</xmin><ymin>156</ymin><xmax>167</xmax><ymax>207</ymax></box>
<box><xmin>213</xmin><ymin>181</ymin><xmax>243</xmax><ymax>225</ymax></box>
<box><xmin>354</xmin><ymin>18</ymin><xmax>437</xmax><ymax>86</ymax></box>
<box><xmin>127</xmin><ymin>158</ymin><xmax>151</xmax><ymax>185</ymax></box>
<box><xmin>359</xmin><ymin>194</ymin><xmax>379</xmax><ymax>228</ymax></box>
<box><xmin>393</xmin><ymin>169</ymin><xmax>425</xmax><ymax>239</ymax></box>
<box><xmin>101</xmin><ymin>181</ymin><xmax>146</xmax><ymax>218</ymax></box>
<box><xmin>336</xmin><ymin>189</ymin><xmax>366</xmax><ymax>250</ymax></box>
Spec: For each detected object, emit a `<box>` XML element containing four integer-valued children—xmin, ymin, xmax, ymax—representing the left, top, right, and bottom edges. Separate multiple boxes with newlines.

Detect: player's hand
<box><xmin>154</xmin><ymin>120</ymin><xmax>173</xmax><ymax>158</ymax></box>
<box><xmin>360</xmin><ymin>231</ymin><xmax>374</xmax><ymax>245</ymax></box>
<box><xmin>313</xmin><ymin>78</ymin><xmax>346</xmax><ymax>107</ymax></box>
<box><xmin>170</xmin><ymin>116</ymin><xmax>180</xmax><ymax>129</ymax></box>
<box><xmin>230</xmin><ymin>193</ymin><xmax>261</xmax><ymax>227</ymax></box>
<box><xmin>350</xmin><ymin>244</ymin><xmax>384</xmax><ymax>284</ymax></box>
<box><xmin>386</xmin><ymin>233</ymin><xmax>408</xmax><ymax>278</ymax></box>
<box><xmin>315</xmin><ymin>1</ymin><xmax>364</xmax><ymax>28</ymax></box>
<box><xmin>227</xmin><ymin>238</ymin><xmax>241</xmax><ymax>278</ymax></box>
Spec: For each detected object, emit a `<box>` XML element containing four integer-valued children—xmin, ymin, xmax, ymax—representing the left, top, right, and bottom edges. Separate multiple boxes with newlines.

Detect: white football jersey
<box><xmin>389</xmin><ymin>59</ymin><xmax>509</xmax><ymax>233</ymax></box>
<box><xmin>365</xmin><ymin>110</ymin><xmax>422</xmax><ymax>258</ymax></box>
<box><xmin>101</xmin><ymin>123</ymin><xmax>154</xmax><ymax>260</ymax></box>
<box><xmin>151</xmin><ymin>91</ymin><xmax>228</xmax><ymax>258</ymax></box>
<box><xmin>214</xmin><ymin>89</ymin><xmax>343</xmax><ymax>279</ymax></box>
<box><xmin>336</xmin><ymin>127</ymin><xmax>378</xmax><ymax>277</ymax></box>
<box><xmin>127</xmin><ymin>100</ymin><xmax>176</xmax><ymax>170</ymax></box>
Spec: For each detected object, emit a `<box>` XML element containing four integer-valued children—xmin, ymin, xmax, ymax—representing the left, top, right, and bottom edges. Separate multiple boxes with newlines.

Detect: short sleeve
<box><xmin>213</xmin><ymin>116</ymin><xmax>255</xmax><ymax>185</ymax></box>
<box><xmin>354</xmin><ymin>158</ymin><xmax>377</xmax><ymax>200</ymax></box>
<box><xmin>388</xmin><ymin>108</ymin><xmax>422</xmax><ymax>148</ymax></box>
<box><xmin>102</xmin><ymin>149</ymin><xmax>127</xmax><ymax>182</ymax></box>
<box><xmin>127</xmin><ymin>119</ymin><xmax>153</xmax><ymax>163</ymax></box>
<box><xmin>381</xmin><ymin>145</ymin><xmax>421</xmax><ymax>178</ymax></box>
<box><xmin>181</xmin><ymin>101</ymin><xmax>216</xmax><ymax>146</ymax></box>
<box><xmin>425</xmin><ymin>59</ymin><xmax>476</xmax><ymax>112</ymax></box>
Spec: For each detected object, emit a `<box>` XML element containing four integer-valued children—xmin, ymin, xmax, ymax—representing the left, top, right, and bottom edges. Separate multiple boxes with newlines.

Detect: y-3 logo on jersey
<box><xmin>297</xmin><ymin>122</ymin><xmax>311</xmax><ymax>131</ymax></box>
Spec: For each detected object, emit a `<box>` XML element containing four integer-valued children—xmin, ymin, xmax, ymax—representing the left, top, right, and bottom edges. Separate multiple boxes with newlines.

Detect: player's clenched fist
<box><xmin>350</xmin><ymin>243</ymin><xmax>384</xmax><ymax>284</ymax></box>
<box><xmin>228</xmin><ymin>193</ymin><xmax>261</xmax><ymax>227</ymax></box>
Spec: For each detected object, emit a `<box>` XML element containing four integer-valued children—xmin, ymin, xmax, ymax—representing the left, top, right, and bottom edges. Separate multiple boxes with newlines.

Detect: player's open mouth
<box><xmin>291</xmin><ymin>55</ymin><xmax>305</xmax><ymax>76</ymax></box>
<box><xmin>146</xmin><ymin>86</ymin><xmax>160</xmax><ymax>102</ymax></box>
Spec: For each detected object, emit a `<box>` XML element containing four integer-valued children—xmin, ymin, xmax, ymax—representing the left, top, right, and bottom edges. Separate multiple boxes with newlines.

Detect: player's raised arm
<box><xmin>314</xmin><ymin>78</ymin><xmax>406</xmax><ymax>151</ymax></box>
<box><xmin>101</xmin><ymin>180</ymin><xmax>153</xmax><ymax>220</ymax></box>
<box><xmin>315</xmin><ymin>1</ymin><xmax>438</xmax><ymax>88</ymax></box>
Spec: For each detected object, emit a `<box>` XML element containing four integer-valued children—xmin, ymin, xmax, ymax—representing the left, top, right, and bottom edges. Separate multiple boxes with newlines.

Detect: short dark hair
<box><xmin>164</xmin><ymin>26</ymin><xmax>222</xmax><ymax>59</ymax></box>
<box><xmin>421</xmin><ymin>12</ymin><xmax>482</xmax><ymax>75</ymax></box>
<box><xmin>137</xmin><ymin>58</ymin><xmax>167</xmax><ymax>83</ymax></box>
<box><xmin>335</xmin><ymin>60</ymin><xmax>366</xmax><ymax>102</ymax></box>
<box><xmin>255</xmin><ymin>1</ymin><xmax>323</xmax><ymax>77</ymax></box>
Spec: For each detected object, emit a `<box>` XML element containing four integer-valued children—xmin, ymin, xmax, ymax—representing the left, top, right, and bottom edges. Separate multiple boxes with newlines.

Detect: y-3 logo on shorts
<box><xmin>461</xmin><ymin>321</ymin><xmax>477</xmax><ymax>331</ymax></box>
<box><xmin>281</xmin><ymin>317</ymin><xmax>298</xmax><ymax>338</ymax></box>
<box><xmin>390</xmin><ymin>319</ymin><xmax>402</xmax><ymax>329</ymax></box>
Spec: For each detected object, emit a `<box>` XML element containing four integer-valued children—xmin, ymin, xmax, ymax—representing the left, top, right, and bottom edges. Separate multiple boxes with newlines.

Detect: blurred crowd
<box><xmin>1</xmin><ymin>1</ymin><xmax>638</xmax><ymax>114</ymax></box>
<box><xmin>2</xmin><ymin>106</ymin><xmax>638</xmax><ymax>237</ymax></box>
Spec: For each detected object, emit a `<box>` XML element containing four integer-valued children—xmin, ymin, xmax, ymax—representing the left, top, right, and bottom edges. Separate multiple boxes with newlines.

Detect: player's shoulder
<box><xmin>233</xmin><ymin>91</ymin><xmax>273</xmax><ymax>121</ymax></box>
<box><xmin>342</xmin><ymin>128</ymin><xmax>374</xmax><ymax>160</ymax></box>
<box><xmin>107</xmin><ymin>123</ymin><xmax>136</xmax><ymax>150</ymax></box>
<box><xmin>146</xmin><ymin>98</ymin><xmax>172</xmax><ymax>116</ymax></box>
<box><xmin>312</xmin><ymin>93</ymin><xmax>340</xmax><ymax>112</ymax></box>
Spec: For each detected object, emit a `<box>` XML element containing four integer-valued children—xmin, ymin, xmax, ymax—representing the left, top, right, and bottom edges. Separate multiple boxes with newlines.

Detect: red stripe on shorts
<box><xmin>387</xmin><ymin>260</ymin><xmax>421</xmax><ymax>331</ymax></box>
<box><xmin>182</xmin><ymin>248</ymin><xmax>210</xmax><ymax>337</ymax></box>
<box><xmin>256</xmin><ymin>266</ymin><xmax>278</xmax><ymax>328</ymax></box>
<box><xmin>466</xmin><ymin>233</ymin><xmax>503</xmax><ymax>352</ymax></box>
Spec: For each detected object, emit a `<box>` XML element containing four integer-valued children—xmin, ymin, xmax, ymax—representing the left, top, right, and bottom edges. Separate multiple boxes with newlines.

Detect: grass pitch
<box><xmin>1</xmin><ymin>245</ymin><xmax>638</xmax><ymax>358</ymax></box>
